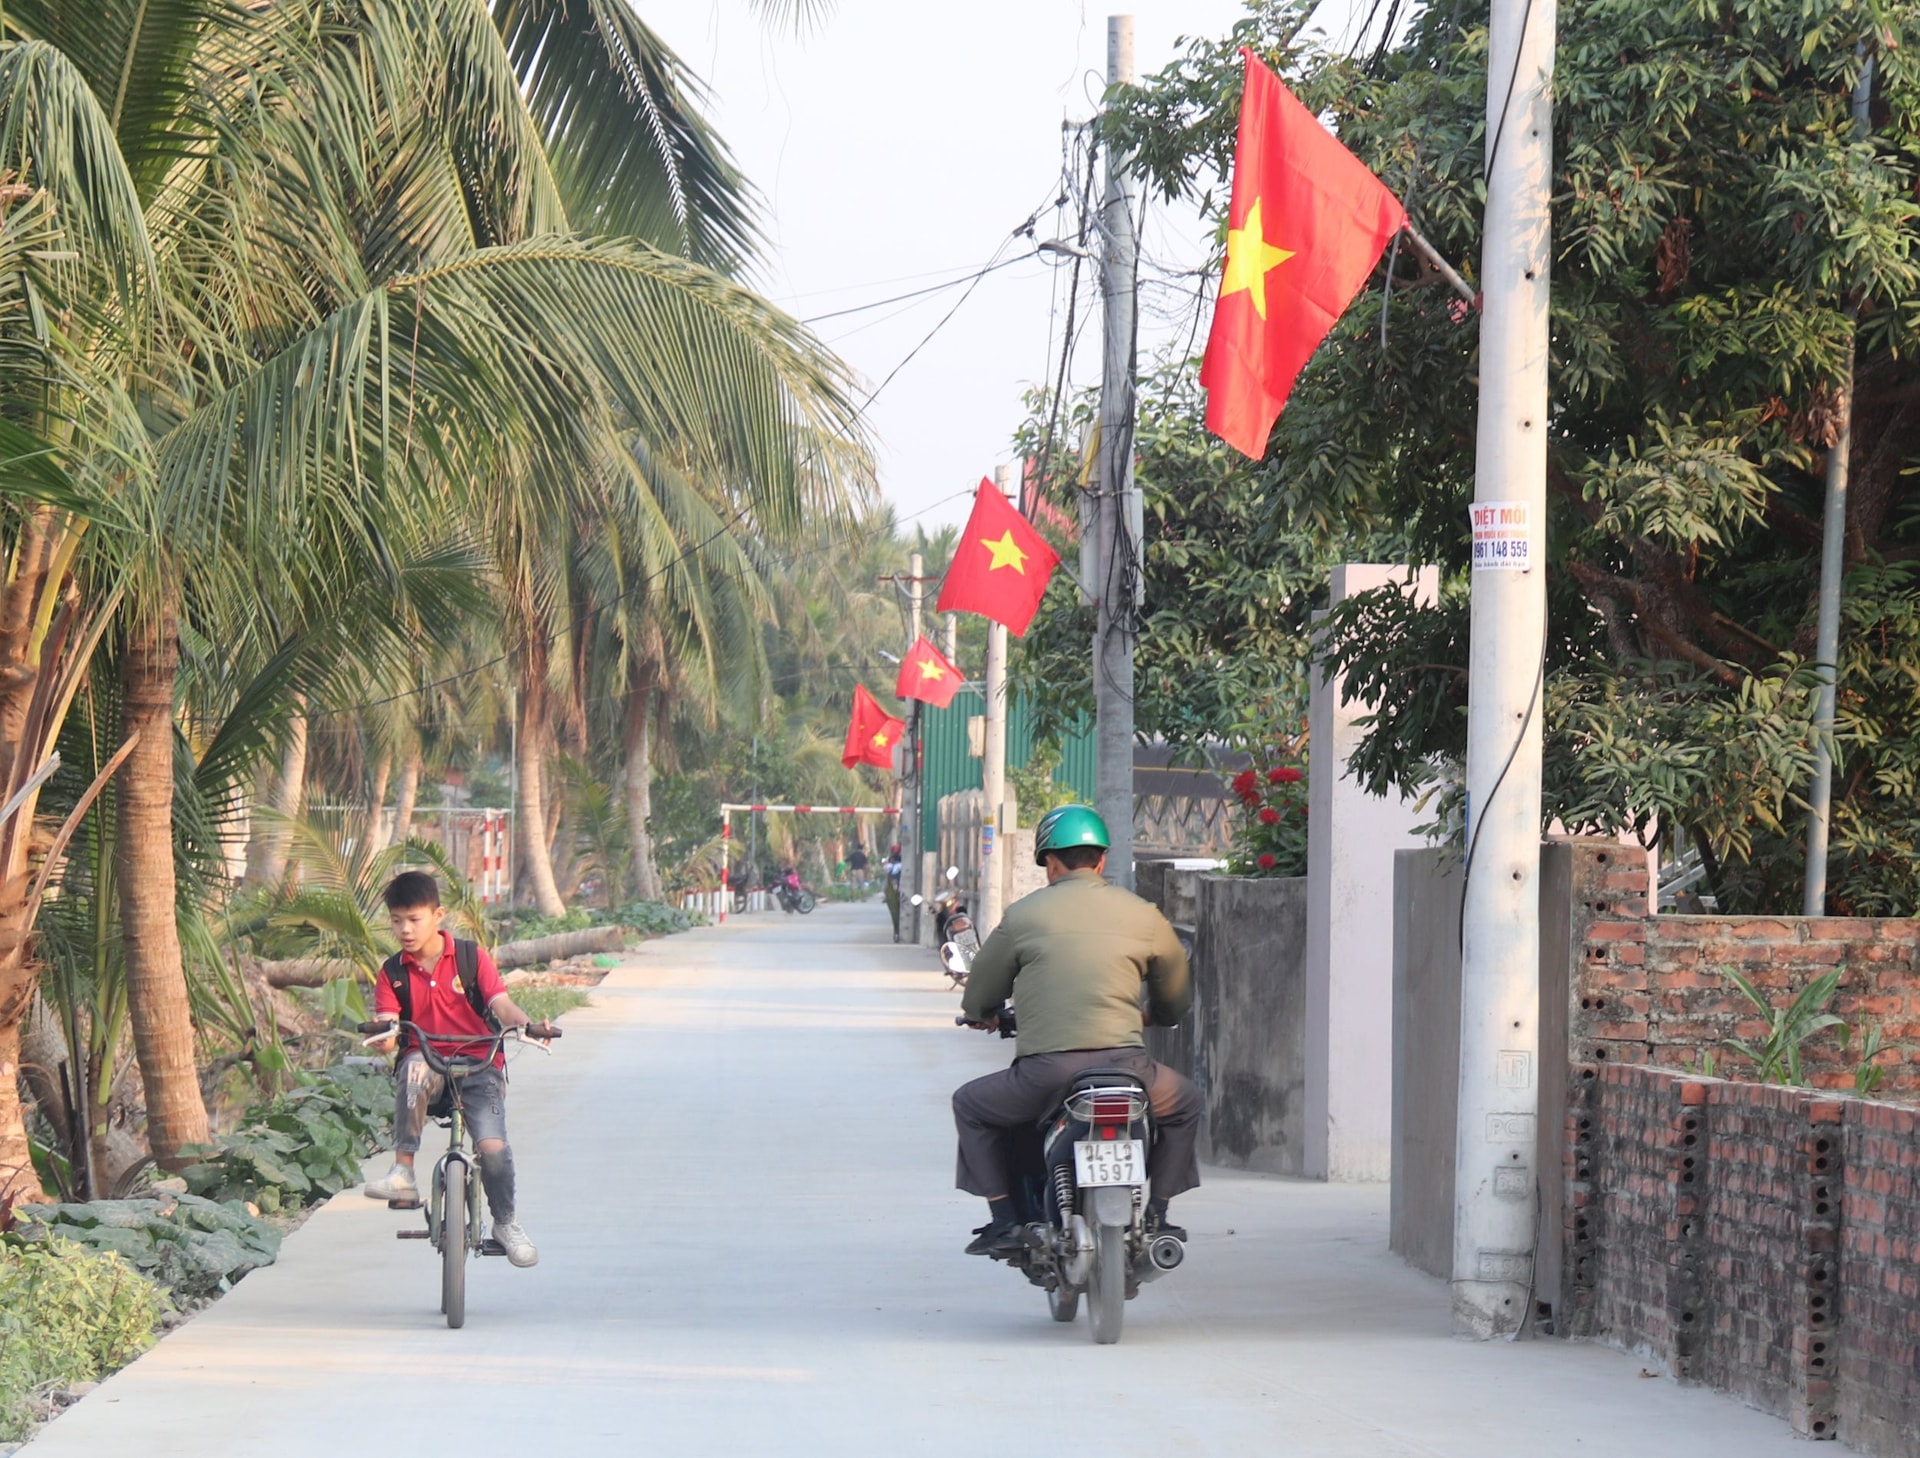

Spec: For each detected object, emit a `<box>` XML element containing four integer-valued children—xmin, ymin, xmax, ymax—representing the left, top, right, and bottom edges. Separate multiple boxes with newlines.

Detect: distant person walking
<box><xmin>884</xmin><ymin>844</ymin><xmax>904</xmax><ymax>942</ymax></box>
<box><xmin>847</xmin><ymin>841</ymin><xmax>870</xmax><ymax>893</ymax></box>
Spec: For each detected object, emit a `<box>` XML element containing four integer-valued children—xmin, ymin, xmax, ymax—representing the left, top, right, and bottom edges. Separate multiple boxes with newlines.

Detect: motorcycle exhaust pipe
<box><xmin>1148</xmin><ymin>1234</ymin><xmax>1185</xmax><ymax>1272</ymax></box>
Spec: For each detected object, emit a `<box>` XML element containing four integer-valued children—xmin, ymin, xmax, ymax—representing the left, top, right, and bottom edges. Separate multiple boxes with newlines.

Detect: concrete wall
<box><xmin>1389</xmin><ymin>848</ymin><xmax>1462</xmax><ymax>1279</ymax></box>
<box><xmin>1304</xmin><ymin>564</ymin><xmax>1439</xmax><ymax>1181</ymax></box>
<box><xmin>1138</xmin><ymin>866</ymin><xmax>1309</xmax><ymax>1173</ymax></box>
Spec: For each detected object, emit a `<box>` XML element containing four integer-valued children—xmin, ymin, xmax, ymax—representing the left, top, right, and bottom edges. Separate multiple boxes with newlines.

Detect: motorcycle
<box><xmin>775</xmin><ymin>881</ymin><xmax>816</xmax><ymax>915</ymax></box>
<box><xmin>913</xmin><ymin>867</ymin><xmax>977</xmax><ymax>987</ymax></box>
<box><xmin>958</xmin><ymin>1004</ymin><xmax>1184</xmax><ymax>1344</ymax></box>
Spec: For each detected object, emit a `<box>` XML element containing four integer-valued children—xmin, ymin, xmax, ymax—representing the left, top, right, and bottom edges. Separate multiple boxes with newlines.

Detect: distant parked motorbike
<box><xmin>912</xmin><ymin>867</ymin><xmax>977</xmax><ymax>986</ymax></box>
<box><xmin>775</xmin><ymin>881</ymin><xmax>816</xmax><ymax>915</ymax></box>
<box><xmin>957</xmin><ymin>1004</ymin><xmax>1183</xmax><ymax>1344</ymax></box>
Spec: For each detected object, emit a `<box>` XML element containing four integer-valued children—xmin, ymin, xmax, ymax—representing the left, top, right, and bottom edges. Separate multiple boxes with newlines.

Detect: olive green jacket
<box><xmin>960</xmin><ymin>869</ymin><xmax>1192</xmax><ymax>1056</ymax></box>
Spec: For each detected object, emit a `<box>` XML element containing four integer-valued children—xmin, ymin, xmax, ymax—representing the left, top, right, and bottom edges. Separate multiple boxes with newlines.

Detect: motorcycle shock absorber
<box><xmin>1051</xmin><ymin>1164</ymin><xmax>1077</xmax><ymax>1226</ymax></box>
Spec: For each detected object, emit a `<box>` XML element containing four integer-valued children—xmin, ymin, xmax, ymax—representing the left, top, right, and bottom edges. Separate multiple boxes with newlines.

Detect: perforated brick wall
<box><xmin>1566</xmin><ymin>1063</ymin><xmax>1919</xmax><ymax>1453</ymax></box>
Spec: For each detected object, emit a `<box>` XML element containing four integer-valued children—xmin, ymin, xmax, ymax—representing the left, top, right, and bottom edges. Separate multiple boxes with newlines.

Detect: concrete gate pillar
<box><xmin>1304</xmin><ymin>564</ymin><xmax>1440</xmax><ymax>1181</ymax></box>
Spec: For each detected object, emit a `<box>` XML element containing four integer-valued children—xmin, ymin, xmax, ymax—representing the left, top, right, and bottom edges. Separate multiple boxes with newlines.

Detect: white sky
<box><xmin>646</xmin><ymin>1</ymin><xmax>1381</xmax><ymax>529</ymax></box>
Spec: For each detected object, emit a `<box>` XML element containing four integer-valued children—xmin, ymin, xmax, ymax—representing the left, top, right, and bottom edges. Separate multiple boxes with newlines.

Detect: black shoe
<box><xmin>965</xmin><ymin>1219</ymin><xmax>1024</xmax><ymax>1257</ymax></box>
<box><xmin>1147</xmin><ymin>1208</ymin><xmax>1187</xmax><ymax>1242</ymax></box>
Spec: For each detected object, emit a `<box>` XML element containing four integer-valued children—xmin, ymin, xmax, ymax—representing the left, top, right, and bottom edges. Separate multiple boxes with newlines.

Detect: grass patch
<box><xmin>0</xmin><ymin>1239</ymin><xmax>165</xmax><ymax>1439</ymax></box>
<box><xmin>513</xmin><ymin>986</ymin><xmax>590</xmax><ymax>1024</ymax></box>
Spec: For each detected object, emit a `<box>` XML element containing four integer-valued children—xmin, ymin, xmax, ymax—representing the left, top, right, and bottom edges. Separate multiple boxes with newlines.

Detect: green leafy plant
<box><xmin>1842</xmin><ymin>1021</ymin><xmax>1892</xmax><ymax>1096</ymax></box>
<box><xmin>0</xmin><ymin>1238</ymin><xmax>164</xmax><ymax>1439</ymax></box>
<box><xmin>177</xmin><ymin>1062</ymin><xmax>392</xmax><ymax>1214</ymax></box>
<box><xmin>1224</xmin><ymin>761</ymin><xmax>1309</xmax><ymax>877</ymax></box>
<box><xmin>1717</xmin><ymin>969</ymin><xmax>1847</xmax><ymax>1085</ymax></box>
<box><xmin>510</xmin><ymin>987</ymin><xmax>590</xmax><ymax>1025</ymax></box>
<box><xmin>1009</xmin><ymin>740</ymin><xmax>1079</xmax><ymax>828</ymax></box>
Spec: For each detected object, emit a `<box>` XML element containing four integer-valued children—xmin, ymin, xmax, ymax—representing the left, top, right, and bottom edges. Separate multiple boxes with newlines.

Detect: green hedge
<box><xmin>0</xmin><ymin>1238</ymin><xmax>164</xmax><ymax>1438</ymax></box>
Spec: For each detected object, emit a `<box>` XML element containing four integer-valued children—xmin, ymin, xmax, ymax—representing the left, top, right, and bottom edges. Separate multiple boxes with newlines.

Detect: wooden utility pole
<box><xmin>1454</xmin><ymin>0</ymin><xmax>1555</xmax><ymax>1338</ymax></box>
<box><xmin>1094</xmin><ymin>13</ymin><xmax>1139</xmax><ymax>889</ymax></box>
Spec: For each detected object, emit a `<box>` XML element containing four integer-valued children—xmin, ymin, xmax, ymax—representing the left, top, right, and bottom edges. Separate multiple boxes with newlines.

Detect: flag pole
<box><xmin>1454</xmin><ymin>0</ymin><xmax>1555</xmax><ymax>1339</ymax></box>
<box><xmin>1398</xmin><ymin>224</ymin><xmax>1477</xmax><ymax>305</ymax></box>
<box><xmin>1095</xmin><ymin>12</ymin><xmax>1139</xmax><ymax>891</ymax></box>
<box><xmin>980</xmin><ymin>467</ymin><xmax>1014</xmax><ymax>936</ymax></box>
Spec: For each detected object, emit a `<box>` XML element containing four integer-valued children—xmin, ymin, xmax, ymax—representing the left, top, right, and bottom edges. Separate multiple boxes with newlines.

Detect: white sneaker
<box><xmin>493</xmin><ymin>1220</ymin><xmax>538</xmax><ymax>1268</ymax></box>
<box><xmin>364</xmin><ymin>1163</ymin><xmax>419</xmax><ymax>1201</ymax></box>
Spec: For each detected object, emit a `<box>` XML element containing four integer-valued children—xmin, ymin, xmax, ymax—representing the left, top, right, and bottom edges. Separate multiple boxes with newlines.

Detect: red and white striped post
<box><xmin>720</xmin><ymin>809</ymin><xmax>732</xmax><ymax>923</ymax></box>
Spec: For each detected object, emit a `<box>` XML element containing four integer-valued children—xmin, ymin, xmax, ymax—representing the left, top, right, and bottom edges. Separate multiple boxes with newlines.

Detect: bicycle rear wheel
<box><xmin>442</xmin><ymin>1162</ymin><xmax>467</xmax><ymax>1329</ymax></box>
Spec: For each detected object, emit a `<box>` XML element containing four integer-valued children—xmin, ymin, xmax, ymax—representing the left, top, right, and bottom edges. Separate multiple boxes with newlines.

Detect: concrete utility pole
<box><xmin>979</xmin><ymin>467</ymin><xmax>1014</xmax><ymax>935</ymax></box>
<box><xmin>1094</xmin><ymin>13</ymin><xmax>1139</xmax><ymax>890</ymax></box>
<box><xmin>1803</xmin><ymin>50</ymin><xmax>1875</xmax><ymax>917</ymax></box>
<box><xmin>1454</xmin><ymin>0</ymin><xmax>1555</xmax><ymax>1339</ymax></box>
<box><xmin>905</xmin><ymin>550</ymin><xmax>925</xmax><ymax>941</ymax></box>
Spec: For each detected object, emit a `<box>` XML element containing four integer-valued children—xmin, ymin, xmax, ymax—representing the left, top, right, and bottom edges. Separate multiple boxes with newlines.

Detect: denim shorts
<box><xmin>393</xmin><ymin>1050</ymin><xmax>508</xmax><ymax>1152</ymax></box>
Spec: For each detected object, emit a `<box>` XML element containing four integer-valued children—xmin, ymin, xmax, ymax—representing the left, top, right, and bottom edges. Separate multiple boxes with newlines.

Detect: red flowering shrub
<box><xmin>1227</xmin><ymin>758</ymin><xmax>1308</xmax><ymax>878</ymax></box>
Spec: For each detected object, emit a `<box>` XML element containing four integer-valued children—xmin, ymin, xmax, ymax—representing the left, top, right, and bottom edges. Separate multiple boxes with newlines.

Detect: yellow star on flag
<box><xmin>1220</xmin><ymin>197</ymin><xmax>1296</xmax><ymax>320</ymax></box>
<box><xmin>871</xmin><ymin>729</ymin><xmax>892</xmax><ymax>747</ymax></box>
<box><xmin>980</xmin><ymin>530</ymin><xmax>1029</xmax><ymax>573</ymax></box>
<box><xmin>916</xmin><ymin>659</ymin><xmax>948</xmax><ymax>681</ymax></box>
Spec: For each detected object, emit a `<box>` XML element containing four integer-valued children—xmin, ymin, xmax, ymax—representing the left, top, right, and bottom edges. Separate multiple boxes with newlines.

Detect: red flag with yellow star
<box><xmin>842</xmin><ymin>684</ymin><xmax>906</xmax><ymax>770</ymax></box>
<box><xmin>934</xmin><ymin>478</ymin><xmax>1060</xmax><ymax>637</ymax></box>
<box><xmin>1200</xmin><ymin>50</ymin><xmax>1407</xmax><ymax>458</ymax></box>
<box><xmin>895</xmin><ymin>635</ymin><xmax>964</xmax><ymax>709</ymax></box>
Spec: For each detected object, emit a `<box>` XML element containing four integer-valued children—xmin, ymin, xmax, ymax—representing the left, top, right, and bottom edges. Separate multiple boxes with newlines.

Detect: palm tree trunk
<box><xmin>255</xmin><ymin>703</ymin><xmax>308</xmax><ymax>885</ymax></box>
<box><xmin>625</xmin><ymin>672</ymin><xmax>661</xmax><ymax>902</ymax></box>
<box><xmin>389</xmin><ymin>750</ymin><xmax>421</xmax><ymax>847</ymax></box>
<box><xmin>116</xmin><ymin>609</ymin><xmax>210</xmax><ymax>1169</ymax></box>
<box><xmin>367</xmin><ymin>749</ymin><xmax>393</xmax><ymax>845</ymax></box>
<box><xmin>0</xmin><ymin>1017</ymin><xmax>39</xmax><ymax>1202</ymax></box>
<box><xmin>515</xmin><ymin>692</ymin><xmax>566</xmax><ymax>917</ymax></box>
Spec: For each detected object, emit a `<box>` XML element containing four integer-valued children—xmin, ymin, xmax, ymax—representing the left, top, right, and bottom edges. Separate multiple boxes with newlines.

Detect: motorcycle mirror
<box><xmin>945</xmin><ymin>866</ymin><xmax>960</xmax><ymax>882</ymax></box>
<box><xmin>940</xmin><ymin>943</ymin><xmax>969</xmax><ymax>975</ymax></box>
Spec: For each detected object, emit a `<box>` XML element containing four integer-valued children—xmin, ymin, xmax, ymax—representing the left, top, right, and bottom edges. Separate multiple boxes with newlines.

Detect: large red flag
<box><xmin>934</xmin><ymin>478</ymin><xmax>1060</xmax><ymax>637</ymax></box>
<box><xmin>896</xmin><ymin>635</ymin><xmax>965</xmax><ymax>709</ymax></box>
<box><xmin>842</xmin><ymin>684</ymin><xmax>906</xmax><ymax>770</ymax></box>
<box><xmin>1200</xmin><ymin>50</ymin><xmax>1407</xmax><ymax>458</ymax></box>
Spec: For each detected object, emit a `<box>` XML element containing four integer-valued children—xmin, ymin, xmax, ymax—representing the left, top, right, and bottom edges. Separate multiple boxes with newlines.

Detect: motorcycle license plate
<box><xmin>1074</xmin><ymin>1139</ymin><xmax>1146</xmax><ymax>1187</ymax></box>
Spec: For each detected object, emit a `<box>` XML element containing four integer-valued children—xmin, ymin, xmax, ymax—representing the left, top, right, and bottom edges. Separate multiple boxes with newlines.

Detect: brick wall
<box><xmin>1565</xmin><ymin>1062</ymin><xmax>1920</xmax><ymax>1454</ymax></box>
<box><xmin>1562</xmin><ymin>846</ymin><xmax>1920</xmax><ymax>1094</ymax></box>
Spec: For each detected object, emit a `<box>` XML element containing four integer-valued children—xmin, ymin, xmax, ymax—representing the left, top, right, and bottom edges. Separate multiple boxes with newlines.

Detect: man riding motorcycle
<box><xmin>952</xmin><ymin>805</ymin><xmax>1202</xmax><ymax>1256</ymax></box>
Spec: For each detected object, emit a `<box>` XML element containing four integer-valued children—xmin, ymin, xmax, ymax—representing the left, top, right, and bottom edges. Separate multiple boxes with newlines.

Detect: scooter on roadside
<box><xmin>912</xmin><ymin>867</ymin><xmax>977</xmax><ymax>987</ymax></box>
<box><xmin>955</xmin><ymin>1005</ymin><xmax>1184</xmax><ymax>1344</ymax></box>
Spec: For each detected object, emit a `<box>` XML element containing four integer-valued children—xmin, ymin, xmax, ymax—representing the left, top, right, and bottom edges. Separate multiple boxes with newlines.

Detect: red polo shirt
<box><xmin>374</xmin><ymin>935</ymin><xmax>508</xmax><ymax>1067</ymax></box>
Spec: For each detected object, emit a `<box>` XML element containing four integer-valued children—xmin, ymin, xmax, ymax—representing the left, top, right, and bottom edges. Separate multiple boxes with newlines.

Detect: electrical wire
<box><xmin>799</xmin><ymin>251</ymin><xmax>1040</xmax><ymax>325</ymax></box>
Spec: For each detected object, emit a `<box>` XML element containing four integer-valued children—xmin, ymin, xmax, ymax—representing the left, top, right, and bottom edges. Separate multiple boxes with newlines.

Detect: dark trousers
<box><xmin>952</xmin><ymin>1047</ymin><xmax>1202</xmax><ymax>1203</ymax></box>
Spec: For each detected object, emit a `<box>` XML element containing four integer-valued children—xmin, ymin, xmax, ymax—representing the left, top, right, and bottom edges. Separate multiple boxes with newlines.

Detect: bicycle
<box><xmin>357</xmin><ymin>1017</ymin><xmax>562</xmax><ymax>1328</ymax></box>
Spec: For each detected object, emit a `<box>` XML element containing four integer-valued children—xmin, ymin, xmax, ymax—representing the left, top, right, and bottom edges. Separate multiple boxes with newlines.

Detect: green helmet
<box><xmin>1033</xmin><ymin>804</ymin><xmax>1111</xmax><ymax>865</ymax></box>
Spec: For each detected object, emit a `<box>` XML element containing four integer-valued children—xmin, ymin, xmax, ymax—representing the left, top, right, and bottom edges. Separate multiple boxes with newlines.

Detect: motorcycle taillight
<box><xmin>1090</xmin><ymin>1097</ymin><xmax>1134</xmax><ymax>1124</ymax></box>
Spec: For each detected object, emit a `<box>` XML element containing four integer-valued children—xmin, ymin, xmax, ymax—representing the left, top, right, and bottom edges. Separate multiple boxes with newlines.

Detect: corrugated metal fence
<box><xmin>915</xmin><ymin>691</ymin><xmax>1095</xmax><ymax>854</ymax></box>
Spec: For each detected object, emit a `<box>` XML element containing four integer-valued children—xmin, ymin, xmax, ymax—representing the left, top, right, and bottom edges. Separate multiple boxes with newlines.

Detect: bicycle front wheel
<box><xmin>442</xmin><ymin>1162</ymin><xmax>467</xmax><ymax>1329</ymax></box>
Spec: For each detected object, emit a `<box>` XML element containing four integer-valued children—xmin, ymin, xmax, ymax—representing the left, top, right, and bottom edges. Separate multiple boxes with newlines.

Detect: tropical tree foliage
<box><xmin>1105</xmin><ymin>0</ymin><xmax>1920</xmax><ymax>914</ymax></box>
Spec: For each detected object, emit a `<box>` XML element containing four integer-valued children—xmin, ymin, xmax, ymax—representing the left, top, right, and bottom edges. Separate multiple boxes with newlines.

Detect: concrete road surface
<box><xmin>32</xmin><ymin>903</ymin><xmax>1821</xmax><ymax>1456</ymax></box>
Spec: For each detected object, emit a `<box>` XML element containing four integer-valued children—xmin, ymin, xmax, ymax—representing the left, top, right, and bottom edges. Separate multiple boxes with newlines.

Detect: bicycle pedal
<box><xmin>478</xmin><ymin>1239</ymin><xmax>507</xmax><ymax>1257</ymax></box>
<box><xmin>395</xmin><ymin>1230</ymin><xmax>430</xmax><ymax>1240</ymax></box>
<box><xmin>387</xmin><ymin>1199</ymin><xmax>423</xmax><ymax>1210</ymax></box>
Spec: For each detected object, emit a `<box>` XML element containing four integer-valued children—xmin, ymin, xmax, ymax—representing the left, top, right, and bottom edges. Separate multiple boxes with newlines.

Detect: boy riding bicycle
<box><xmin>362</xmin><ymin>871</ymin><xmax>543</xmax><ymax>1268</ymax></box>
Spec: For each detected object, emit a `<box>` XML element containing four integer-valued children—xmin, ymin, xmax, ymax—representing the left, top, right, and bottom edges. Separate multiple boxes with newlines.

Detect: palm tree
<box><xmin>0</xmin><ymin>0</ymin><xmax>869</xmax><ymax>1194</ymax></box>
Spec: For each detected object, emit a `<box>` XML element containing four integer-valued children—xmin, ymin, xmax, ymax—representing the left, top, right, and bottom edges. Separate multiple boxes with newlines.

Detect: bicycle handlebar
<box><xmin>355</xmin><ymin>1019</ymin><xmax>562</xmax><ymax>1074</ymax></box>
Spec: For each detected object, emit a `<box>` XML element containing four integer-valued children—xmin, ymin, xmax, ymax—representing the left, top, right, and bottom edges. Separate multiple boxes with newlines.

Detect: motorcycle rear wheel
<box><xmin>796</xmin><ymin>891</ymin><xmax>816</xmax><ymax>913</ymax></box>
<box><xmin>1088</xmin><ymin>1222</ymin><xmax>1125</xmax><ymax>1344</ymax></box>
<box><xmin>1048</xmin><ymin>1283</ymin><xmax>1080</xmax><ymax>1322</ymax></box>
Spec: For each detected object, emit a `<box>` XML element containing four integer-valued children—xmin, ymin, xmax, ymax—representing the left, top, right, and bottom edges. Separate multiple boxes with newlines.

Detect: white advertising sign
<box><xmin>1469</xmin><ymin>500</ymin><xmax>1533</xmax><ymax>572</ymax></box>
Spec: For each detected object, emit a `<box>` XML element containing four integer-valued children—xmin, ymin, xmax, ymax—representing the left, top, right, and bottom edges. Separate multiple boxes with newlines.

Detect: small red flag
<box><xmin>934</xmin><ymin>478</ymin><xmax>1060</xmax><ymax>637</ymax></box>
<box><xmin>842</xmin><ymin>684</ymin><xmax>906</xmax><ymax>770</ymax></box>
<box><xmin>1200</xmin><ymin>50</ymin><xmax>1407</xmax><ymax>458</ymax></box>
<box><xmin>896</xmin><ymin>635</ymin><xmax>964</xmax><ymax>709</ymax></box>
